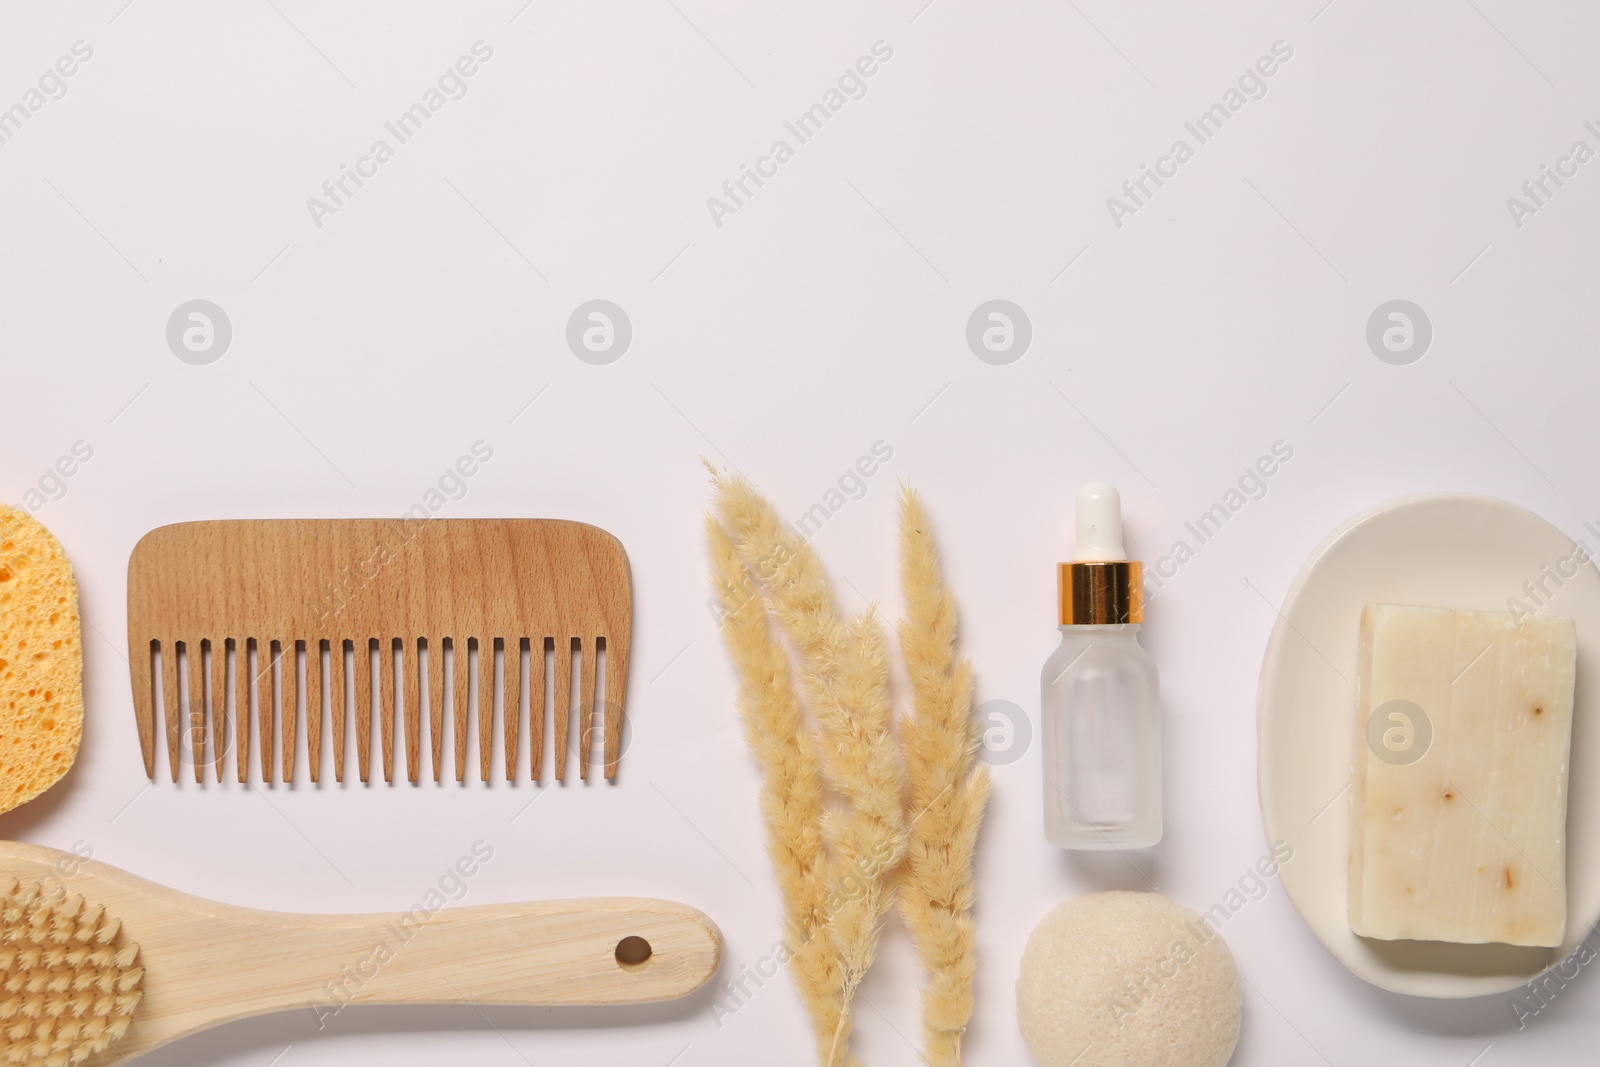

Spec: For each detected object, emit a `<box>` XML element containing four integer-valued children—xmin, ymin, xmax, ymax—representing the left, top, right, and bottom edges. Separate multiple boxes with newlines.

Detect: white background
<box><xmin>2</xmin><ymin>1</ymin><xmax>1598</xmax><ymax>1064</ymax></box>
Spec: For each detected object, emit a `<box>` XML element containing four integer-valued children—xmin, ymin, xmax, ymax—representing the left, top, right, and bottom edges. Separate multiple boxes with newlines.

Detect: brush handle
<box><xmin>122</xmin><ymin>897</ymin><xmax>722</xmax><ymax>1059</ymax></box>
<box><xmin>231</xmin><ymin>897</ymin><xmax>722</xmax><ymax>1009</ymax></box>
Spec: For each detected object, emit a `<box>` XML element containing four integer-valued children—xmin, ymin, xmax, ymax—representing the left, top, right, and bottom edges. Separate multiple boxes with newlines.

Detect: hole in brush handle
<box><xmin>614</xmin><ymin>935</ymin><xmax>652</xmax><ymax>967</ymax></box>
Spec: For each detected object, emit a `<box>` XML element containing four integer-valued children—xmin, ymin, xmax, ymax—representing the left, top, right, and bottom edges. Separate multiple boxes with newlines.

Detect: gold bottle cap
<box><xmin>1058</xmin><ymin>560</ymin><xmax>1143</xmax><ymax>624</ymax></box>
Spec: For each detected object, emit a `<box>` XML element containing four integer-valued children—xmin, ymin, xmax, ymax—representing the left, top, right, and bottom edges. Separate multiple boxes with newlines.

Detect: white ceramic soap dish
<box><xmin>1257</xmin><ymin>493</ymin><xmax>1600</xmax><ymax>997</ymax></box>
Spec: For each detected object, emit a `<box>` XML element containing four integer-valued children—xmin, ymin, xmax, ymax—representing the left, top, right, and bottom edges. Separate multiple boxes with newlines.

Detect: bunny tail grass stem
<box><xmin>896</xmin><ymin>487</ymin><xmax>990</xmax><ymax>1067</ymax></box>
<box><xmin>706</xmin><ymin>516</ymin><xmax>848</xmax><ymax>1062</ymax></box>
<box><xmin>710</xmin><ymin>467</ymin><xmax>907</xmax><ymax>1067</ymax></box>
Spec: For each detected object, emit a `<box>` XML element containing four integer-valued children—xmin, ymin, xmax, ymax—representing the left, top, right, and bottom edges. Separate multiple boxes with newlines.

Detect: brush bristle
<box><xmin>0</xmin><ymin>879</ymin><xmax>142</xmax><ymax>1066</ymax></box>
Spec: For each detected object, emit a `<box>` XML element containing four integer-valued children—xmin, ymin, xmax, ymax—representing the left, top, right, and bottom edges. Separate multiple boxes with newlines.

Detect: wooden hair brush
<box><xmin>0</xmin><ymin>841</ymin><xmax>720</xmax><ymax>1066</ymax></box>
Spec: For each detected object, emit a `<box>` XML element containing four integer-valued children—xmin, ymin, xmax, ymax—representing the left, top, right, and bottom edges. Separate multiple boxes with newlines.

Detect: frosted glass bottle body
<box><xmin>1041</xmin><ymin>623</ymin><xmax>1161</xmax><ymax>849</ymax></box>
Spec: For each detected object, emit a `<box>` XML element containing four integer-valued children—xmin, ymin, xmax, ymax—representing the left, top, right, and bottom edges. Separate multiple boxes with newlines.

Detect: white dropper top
<box><xmin>1074</xmin><ymin>481</ymin><xmax>1126</xmax><ymax>561</ymax></box>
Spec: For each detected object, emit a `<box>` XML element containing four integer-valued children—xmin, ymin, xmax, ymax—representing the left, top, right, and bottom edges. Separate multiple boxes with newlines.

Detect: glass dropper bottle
<box><xmin>1041</xmin><ymin>481</ymin><xmax>1162</xmax><ymax>849</ymax></box>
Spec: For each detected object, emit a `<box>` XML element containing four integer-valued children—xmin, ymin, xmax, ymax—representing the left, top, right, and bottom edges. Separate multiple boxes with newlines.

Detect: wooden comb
<box><xmin>127</xmin><ymin>519</ymin><xmax>631</xmax><ymax>785</ymax></box>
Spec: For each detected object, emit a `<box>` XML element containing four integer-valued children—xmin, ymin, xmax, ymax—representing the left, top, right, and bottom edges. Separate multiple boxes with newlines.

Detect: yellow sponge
<box><xmin>0</xmin><ymin>504</ymin><xmax>83</xmax><ymax>813</ymax></box>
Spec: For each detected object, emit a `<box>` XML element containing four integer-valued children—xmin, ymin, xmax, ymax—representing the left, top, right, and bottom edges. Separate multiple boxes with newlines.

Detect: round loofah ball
<box><xmin>1016</xmin><ymin>891</ymin><xmax>1241</xmax><ymax>1067</ymax></box>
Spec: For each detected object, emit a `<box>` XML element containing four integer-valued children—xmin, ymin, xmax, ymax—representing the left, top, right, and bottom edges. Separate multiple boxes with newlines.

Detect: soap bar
<box><xmin>1349</xmin><ymin>604</ymin><xmax>1576</xmax><ymax>947</ymax></box>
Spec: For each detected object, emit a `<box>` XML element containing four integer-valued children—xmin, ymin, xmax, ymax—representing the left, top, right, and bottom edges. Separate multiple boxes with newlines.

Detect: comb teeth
<box><xmin>132</xmin><ymin>635</ymin><xmax>621</xmax><ymax>785</ymax></box>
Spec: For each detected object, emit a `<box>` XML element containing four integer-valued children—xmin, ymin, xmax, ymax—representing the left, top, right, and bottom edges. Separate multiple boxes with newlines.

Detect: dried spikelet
<box><xmin>709</xmin><ymin>466</ymin><xmax>908</xmax><ymax>1067</ymax></box>
<box><xmin>705</xmin><ymin>516</ymin><xmax>847</xmax><ymax>1058</ymax></box>
<box><xmin>815</xmin><ymin>608</ymin><xmax>904</xmax><ymax>1066</ymax></box>
<box><xmin>709</xmin><ymin>470</ymin><xmax>844</xmax><ymax>669</ymax></box>
<box><xmin>896</xmin><ymin>487</ymin><xmax>990</xmax><ymax>1067</ymax></box>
